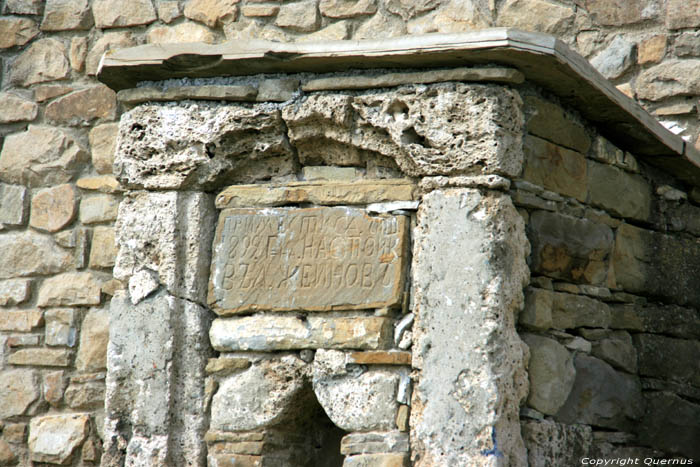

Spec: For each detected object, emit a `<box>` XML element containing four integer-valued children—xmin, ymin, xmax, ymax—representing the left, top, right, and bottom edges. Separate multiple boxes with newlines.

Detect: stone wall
<box><xmin>0</xmin><ymin>1</ymin><xmax>700</xmax><ymax>466</ymax></box>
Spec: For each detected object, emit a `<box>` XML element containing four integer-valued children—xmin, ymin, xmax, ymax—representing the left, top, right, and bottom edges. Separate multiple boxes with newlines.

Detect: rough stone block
<box><xmin>147</xmin><ymin>21</ymin><xmax>217</xmax><ymax>44</ymax></box>
<box><xmin>0</xmin><ymin>92</ymin><xmax>38</xmax><ymax>123</ymax></box>
<box><xmin>521</xmin><ymin>419</ymin><xmax>592</xmax><ymax>467</ymax></box>
<box><xmin>582</xmin><ymin>0</ymin><xmax>659</xmax><ymax>25</ymax></box>
<box><xmin>37</xmin><ymin>272</ymin><xmax>103</xmax><ymax>307</ymax></box>
<box><xmin>0</xmin><ymin>369</ymin><xmax>39</xmax><ymax>418</ymax></box>
<box><xmin>312</xmin><ymin>350</ymin><xmax>401</xmax><ymax>432</ymax></box>
<box><xmin>0</xmin><ymin>279</ymin><xmax>31</xmax><ymax>306</ymax></box>
<box><xmin>76</xmin><ymin>176</ymin><xmax>122</xmax><ymax>194</ymax></box>
<box><xmin>635</xmin><ymin>333</ymin><xmax>700</xmax><ymax>386</ymax></box>
<box><xmin>0</xmin><ymin>183</ymin><xmax>28</xmax><ymax>226</ymax></box>
<box><xmin>45</xmin><ymin>85</ymin><xmax>117</xmax><ymax>125</ymax></box>
<box><xmin>88</xmin><ymin>122</ymin><xmax>119</xmax><ymax>174</ymax></box>
<box><xmin>9</xmin><ymin>38</ymin><xmax>69</xmax><ymax>86</ymax></box>
<box><xmin>636</xmin><ymin>59</ymin><xmax>700</xmax><ymax>101</ymax></box>
<box><xmin>343</xmin><ymin>453</ymin><xmax>410</xmax><ymax>467</ymax></box>
<box><xmin>340</xmin><ymin>431</ymin><xmax>409</xmax><ymax>456</ymax></box>
<box><xmin>80</xmin><ymin>194</ymin><xmax>120</xmax><ymax>224</ymax></box>
<box><xmin>591</xmin><ymin>330</ymin><xmax>637</xmax><ymax>373</ymax></box>
<box><xmin>498</xmin><ymin>0</ymin><xmax>574</xmax><ymax>34</ymax></box>
<box><xmin>522</xmin><ymin>135</ymin><xmax>587</xmax><ymax>202</ymax></box>
<box><xmin>347</xmin><ymin>351</ymin><xmax>411</xmax><ymax>366</ymax></box>
<box><xmin>550</xmin><ymin>291</ymin><xmax>611</xmax><ymax>329</ymax></box>
<box><xmin>590</xmin><ymin>35</ymin><xmax>635</xmax><ymax>80</ymax></box>
<box><xmin>275</xmin><ymin>0</ymin><xmax>319</xmax><ymax>31</ymax></box>
<box><xmin>86</xmin><ymin>31</ymin><xmax>136</xmax><ymax>76</ymax></box>
<box><xmin>64</xmin><ymin>381</ymin><xmax>104</xmax><ymax>409</ymax></box>
<box><xmin>587</xmin><ymin>161</ymin><xmax>651</xmax><ymax>221</ymax></box>
<box><xmin>89</xmin><ymin>226</ymin><xmax>117</xmax><ymax>269</ymax></box>
<box><xmin>45</xmin><ymin>308</ymin><xmax>76</xmax><ymax>347</ymax></box>
<box><xmin>637</xmin><ymin>392</ymin><xmax>700</xmax><ymax>460</ymax></box>
<box><xmin>524</xmin><ymin>96</ymin><xmax>590</xmax><ymax>153</ymax></box>
<box><xmin>76</xmin><ymin>308</ymin><xmax>109</xmax><ymax>372</ymax></box>
<box><xmin>28</xmin><ymin>414</ymin><xmax>89</xmax><ymax>464</ymax></box>
<box><xmin>209</xmin><ymin>207</ymin><xmax>407</xmax><ymax>313</ymax></box>
<box><xmin>9</xmin><ymin>348</ymin><xmax>71</xmax><ymax>366</ymax></box>
<box><xmin>92</xmin><ymin>0</ymin><xmax>157</xmax><ymax>28</ymax></box>
<box><xmin>667</xmin><ymin>0</ymin><xmax>700</xmax><ymax>29</ymax></box>
<box><xmin>630</xmin><ymin>303</ymin><xmax>700</xmax><ymax>338</ymax></box>
<box><xmin>210</xmin><ymin>315</ymin><xmax>393</xmax><ymax>351</ymax></box>
<box><xmin>521</xmin><ymin>333</ymin><xmax>575</xmax><ymax>415</ymax></box>
<box><xmin>43</xmin><ymin>370</ymin><xmax>66</xmax><ymax>406</ymax></box>
<box><xmin>0</xmin><ymin>125</ymin><xmax>88</xmax><ymax>188</ymax></box>
<box><xmin>0</xmin><ymin>17</ymin><xmax>39</xmax><ymax>49</ymax></box>
<box><xmin>29</xmin><ymin>184</ymin><xmax>77</xmax><ymax>233</ymax></box>
<box><xmin>40</xmin><ymin>0</ymin><xmax>93</xmax><ymax>31</ymax></box>
<box><xmin>519</xmin><ymin>287</ymin><xmax>553</xmax><ymax>330</ymax></box>
<box><xmin>0</xmin><ymin>439</ymin><xmax>16</xmax><ymax>465</ymax></box>
<box><xmin>555</xmin><ymin>354</ymin><xmax>643</xmax><ymax>431</ymax></box>
<box><xmin>528</xmin><ymin>210</ymin><xmax>613</xmax><ymax>286</ymax></box>
<box><xmin>320</xmin><ymin>0</ymin><xmax>377</xmax><ymax>18</ymax></box>
<box><xmin>205</xmin><ymin>357</ymin><xmax>251</xmax><ymax>375</ymax></box>
<box><xmin>0</xmin><ymin>310</ymin><xmax>43</xmax><ymax>331</ymax></box>
<box><xmin>183</xmin><ymin>0</ymin><xmax>237</xmax><ymax>27</ymax></box>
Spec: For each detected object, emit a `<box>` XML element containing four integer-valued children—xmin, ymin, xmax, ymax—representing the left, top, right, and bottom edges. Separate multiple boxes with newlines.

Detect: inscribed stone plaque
<box><xmin>208</xmin><ymin>207</ymin><xmax>408</xmax><ymax>314</ymax></box>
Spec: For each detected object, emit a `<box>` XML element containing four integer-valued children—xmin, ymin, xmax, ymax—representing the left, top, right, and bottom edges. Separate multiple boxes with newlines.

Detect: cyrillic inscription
<box><xmin>208</xmin><ymin>207</ymin><xmax>407</xmax><ymax>314</ymax></box>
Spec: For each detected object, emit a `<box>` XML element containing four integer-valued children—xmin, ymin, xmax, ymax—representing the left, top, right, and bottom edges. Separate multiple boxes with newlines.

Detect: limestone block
<box><xmin>0</xmin><ymin>17</ymin><xmax>38</xmax><ymax>49</ymax></box>
<box><xmin>555</xmin><ymin>354</ymin><xmax>643</xmax><ymax>431</ymax></box>
<box><xmin>582</xmin><ymin>0</ymin><xmax>659</xmax><ymax>25</ymax></box>
<box><xmin>45</xmin><ymin>308</ymin><xmax>76</xmax><ymax>347</ymax></box>
<box><xmin>147</xmin><ymin>21</ymin><xmax>217</xmax><ymax>44</ymax></box>
<box><xmin>340</xmin><ymin>431</ymin><xmax>409</xmax><ymax>455</ymax></box>
<box><xmin>635</xmin><ymin>333</ymin><xmax>700</xmax><ymax>386</ymax></box>
<box><xmin>343</xmin><ymin>453</ymin><xmax>409</xmax><ymax>467</ymax></box>
<box><xmin>522</xmin><ymin>135</ymin><xmax>588</xmax><ymax>202</ymax></box>
<box><xmin>28</xmin><ymin>414</ymin><xmax>89</xmax><ymax>464</ymax></box>
<box><xmin>210</xmin><ymin>315</ymin><xmax>393</xmax><ymax>351</ymax></box>
<box><xmin>45</xmin><ymin>85</ymin><xmax>117</xmax><ymax>125</ymax></box>
<box><xmin>636</xmin><ymin>60</ymin><xmax>700</xmax><ymax>101</ymax></box>
<box><xmin>79</xmin><ymin>194</ymin><xmax>120</xmax><ymax>224</ymax></box>
<box><xmin>521</xmin><ymin>334</ymin><xmax>575</xmax><ymax>415</ymax></box>
<box><xmin>638</xmin><ymin>392</ymin><xmax>700</xmax><ymax>460</ymax></box>
<box><xmin>0</xmin><ymin>125</ymin><xmax>88</xmax><ymax>187</ymax></box>
<box><xmin>0</xmin><ymin>231</ymin><xmax>72</xmax><ymax>279</ymax></box>
<box><xmin>9</xmin><ymin>38</ymin><xmax>69</xmax><ymax>86</ymax></box>
<box><xmin>498</xmin><ymin>0</ymin><xmax>575</xmax><ymax>34</ymax></box>
<box><xmin>276</xmin><ymin>0</ymin><xmax>319</xmax><ymax>32</ymax></box>
<box><xmin>524</xmin><ymin>96</ymin><xmax>590</xmax><ymax>153</ymax></box>
<box><xmin>210</xmin><ymin>356</ymin><xmax>309</xmax><ymax>431</ymax></box>
<box><xmin>86</xmin><ymin>31</ymin><xmax>136</xmax><ymax>75</ymax></box>
<box><xmin>43</xmin><ymin>370</ymin><xmax>66</xmax><ymax>406</ymax></box>
<box><xmin>115</xmin><ymin>104</ymin><xmax>292</xmax><ymax>190</ymax></box>
<box><xmin>30</xmin><ymin>184</ymin><xmax>77</xmax><ymax>233</ymax></box>
<box><xmin>0</xmin><ymin>183</ymin><xmax>28</xmax><ymax>226</ymax></box>
<box><xmin>128</xmin><ymin>268</ymin><xmax>160</xmax><ymax>304</ymax></box>
<box><xmin>320</xmin><ymin>0</ymin><xmax>376</xmax><ymax>18</ymax></box>
<box><xmin>92</xmin><ymin>0</ymin><xmax>157</xmax><ymax>28</ymax></box>
<box><xmin>591</xmin><ymin>330</ymin><xmax>637</xmax><ymax>373</ymax></box>
<box><xmin>40</xmin><ymin>0</ymin><xmax>93</xmax><ymax>31</ymax></box>
<box><xmin>8</xmin><ymin>348</ymin><xmax>71</xmax><ymax>366</ymax></box>
<box><xmin>0</xmin><ymin>369</ymin><xmax>39</xmax><ymax>419</ymax></box>
<box><xmin>410</xmin><ymin>189</ymin><xmax>529</xmax><ymax>466</ymax></box>
<box><xmin>184</xmin><ymin>0</ymin><xmax>237</xmax><ymax>27</ymax></box>
<box><xmin>76</xmin><ymin>308</ymin><xmax>109</xmax><ymax>372</ymax></box>
<box><xmin>37</xmin><ymin>272</ymin><xmax>104</xmax><ymax>307</ymax></box>
<box><xmin>0</xmin><ymin>92</ymin><xmax>38</xmax><ymax>123</ymax></box>
<box><xmin>528</xmin><ymin>210</ymin><xmax>613</xmax><ymax>286</ymax></box>
<box><xmin>590</xmin><ymin>35</ymin><xmax>635</xmax><ymax>80</ymax></box>
<box><xmin>312</xmin><ymin>350</ymin><xmax>400</xmax><ymax>432</ymax></box>
<box><xmin>89</xmin><ymin>226</ymin><xmax>117</xmax><ymax>269</ymax></box>
<box><xmin>587</xmin><ymin>161</ymin><xmax>651</xmax><ymax>221</ymax></box>
<box><xmin>0</xmin><ymin>310</ymin><xmax>43</xmax><ymax>331</ymax></box>
<box><xmin>0</xmin><ymin>279</ymin><xmax>31</xmax><ymax>306</ymax></box>
<box><xmin>114</xmin><ymin>191</ymin><xmax>215</xmax><ymax>302</ymax></box>
<box><xmin>521</xmin><ymin>419</ymin><xmax>592</xmax><ymax>467</ymax></box>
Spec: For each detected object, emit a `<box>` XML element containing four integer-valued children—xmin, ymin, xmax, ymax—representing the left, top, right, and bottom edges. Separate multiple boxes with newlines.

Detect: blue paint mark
<box><xmin>481</xmin><ymin>428</ymin><xmax>504</xmax><ymax>458</ymax></box>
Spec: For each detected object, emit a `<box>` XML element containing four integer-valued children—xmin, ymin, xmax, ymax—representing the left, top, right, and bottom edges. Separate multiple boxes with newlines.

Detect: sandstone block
<box><xmin>555</xmin><ymin>354</ymin><xmax>643</xmax><ymax>431</ymax></box>
<box><xmin>76</xmin><ymin>176</ymin><xmax>122</xmax><ymax>193</ymax></box>
<box><xmin>520</xmin><ymin>287</ymin><xmax>553</xmax><ymax>330</ymax></box>
<box><xmin>631</xmin><ymin>303</ymin><xmax>700</xmax><ymax>338</ymax></box>
<box><xmin>528</xmin><ymin>210</ymin><xmax>613</xmax><ymax>285</ymax></box>
<box><xmin>0</xmin><ymin>16</ymin><xmax>38</xmax><ymax>49</ymax></box>
<box><xmin>9</xmin><ymin>38</ymin><xmax>69</xmax><ymax>86</ymax></box>
<box><xmin>340</xmin><ymin>431</ymin><xmax>409</xmax><ymax>455</ymax></box>
<box><xmin>276</xmin><ymin>0</ymin><xmax>319</xmax><ymax>32</ymax></box>
<box><xmin>76</xmin><ymin>308</ymin><xmax>109</xmax><ymax>372</ymax></box>
<box><xmin>209</xmin><ymin>207</ymin><xmax>407</xmax><ymax>313</ymax></box>
<box><xmin>522</xmin><ymin>419</ymin><xmax>592</xmax><ymax>467</ymax></box>
<box><xmin>0</xmin><ymin>125</ymin><xmax>87</xmax><ymax>187</ymax></box>
<box><xmin>320</xmin><ymin>0</ymin><xmax>376</xmax><ymax>18</ymax></box>
<box><xmin>45</xmin><ymin>85</ymin><xmax>117</xmax><ymax>125</ymax></box>
<box><xmin>0</xmin><ymin>92</ymin><xmax>38</xmax><ymax>123</ymax></box>
<box><xmin>582</xmin><ymin>0</ymin><xmax>659</xmax><ymax>25</ymax></box>
<box><xmin>64</xmin><ymin>381</ymin><xmax>104</xmax><ymax>409</ymax></box>
<box><xmin>157</xmin><ymin>1</ymin><xmax>181</xmax><ymax>22</ymax></box>
<box><xmin>28</xmin><ymin>414</ymin><xmax>89</xmax><ymax>464</ymax></box>
<box><xmin>147</xmin><ymin>21</ymin><xmax>217</xmax><ymax>44</ymax></box>
<box><xmin>550</xmin><ymin>291</ymin><xmax>611</xmax><ymax>329</ymax></box>
<box><xmin>0</xmin><ymin>369</ymin><xmax>39</xmax><ymax>419</ymax></box>
<box><xmin>522</xmin><ymin>135</ymin><xmax>588</xmax><ymax>202</ymax></box>
<box><xmin>591</xmin><ymin>331</ymin><xmax>636</xmax><ymax>373</ymax></box>
<box><xmin>636</xmin><ymin>60</ymin><xmax>700</xmax><ymax>101</ymax></box>
<box><xmin>4</xmin><ymin>0</ymin><xmax>41</xmax><ymax>14</ymax></box>
<box><xmin>0</xmin><ymin>279</ymin><xmax>31</xmax><ymax>306</ymax></box>
<box><xmin>2</xmin><ymin>423</ymin><xmax>26</xmax><ymax>443</ymax></box>
<box><xmin>637</xmin><ymin>392</ymin><xmax>700</xmax><ymax>460</ymax></box>
<box><xmin>70</xmin><ymin>36</ymin><xmax>88</xmax><ymax>71</ymax></box>
<box><xmin>498</xmin><ymin>0</ymin><xmax>574</xmax><ymax>34</ymax></box>
<box><xmin>30</xmin><ymin>184</ymin><xmax>77</xmax><ymax>233</ymax></box>
<box><xmin>638</xmin><ymin>35</ymin><xmax>666</xmax><ymax>64</ymax></box>
<box><xmin>524</xmin><ymin>96</ymin><xmax>590</xmax><ymax>153</ymax></box>
<box><xmin>356</xmin><ymin>9</ymin><xmax>405</xmax><ymax>39</ymax></box>
<box><xmin>9</xmin><ymin>348</ymin><xmax>71</xmax><ymax>366</ymax></box>
<box><xmin>184</xmin><ymin>0</ymin><xmax>237</xmax><ymax>27</ymax></box>
<box><xmin>313</xmin><ymin>350</ymin><xmax>400</xmax><ymax>432</ymax></box>
<box><xmin>92</xmin><ymin>0</ymin><xmax>157</xmax><ymax>28</ymax></box>
<box><xmin>210</xmin><ymin>315</ymin><xmax>393</xmax><ymax>351</ymax></box>
<box><xmin>86</xmin><ymin>31</ymin><xmax>136</xmax><ymax>75</ymax></box>
<box><xmin>667</xmin><ymin>0</ymin><xmax>700</xmax><ymax>29</ymax></box>
<box><xmin>521</xmin><ymin>333</ymin><xmax>575</xmax><ymax>415</ymax></box>
<box><xmin>343</xmin><ymin>453</ymin><xmax>409</xmax><ymax>467</ymax></box>
<box><xmin>34</xmin><ymin>84</ymin><xmax>73</xmax><ymax>102</ymax></box>
<box><xmin>45</xmin><ymin>308</ymin><xmax>76</xmax><ymax>347</ymax></box>
<box><xmin>347</xmin><ymin>351</ymin><xmax>411</xmax><ymax>366</ymax></box>
<box><xmin>210</xmin><ymin>356</ymin><xmax>309</xmax><ymax>431</ymax></box>
<box><xmin>635</xmin><ymin>333</ymin><xmax>700</xmax><ymax>386</ymax></box>
<box><xmin>41</xmin><ymin>0</ymin><xmax>93</xmax><ymax>31</ymax></box>
<box><xmin>0</xmin><ymin>183</ymin><xmax>28</xmax><ymax>226</ymax></box>
<box><xmin>88</xmin><ymin>123</ymin><xmax>119</xmax><ymax>174</ymax></box>
<box><xmin>674</xmin><ymin>32</ymin><xmax>700</xmax><ymax>57</ymax></box>
<box><xmin>0</xmin><ymin>231</ymin><xmax>72</xmax><ymax>278</ymax></box>
<box><xmin>0</xmin><ymin>310</ymin><xmax>43</xmax><ymax>331</ymax></box>
<box><xmin>79</xmin><ymin>194</ymin><xmax>120</xmax><ymax>224</ymax></box>
<box><xmin>43</xmin><ymin>371</ymin><xmax>66</xmax><ymax>406</ymax></box>
<box><xmin>0</xmin><ymin>439</ymin><xmax>16</xmax><ymax>465</ymax></box>
<box><xmin>587</xmin><ymin>161</ymin><xmax>651</xmax><ymax>221</ymax></box>
<box><xmin>205</xmin><ymin>357</ymin><xmax>250</xmax><ymax>375</ymax></box>
<box><xmin>37</xmin><ymin>271</ymin><xmax>103</xmax><ymax>307</ymax></box>
<box><xmin>7</xmin><ymin>334</ymin><xmax>40</xmax><ymax>347</ymax></box>
<box><xmin>89</xmin><ymin>226</ymin><xmax>117</xmax><ymax>269</ymax></box>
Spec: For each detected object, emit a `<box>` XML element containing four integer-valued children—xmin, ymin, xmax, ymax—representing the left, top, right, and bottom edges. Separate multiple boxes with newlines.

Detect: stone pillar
<box><xmin>410</xmin><ymin>188</ymin><xmax>530</xmax><ymax>466</ymax></box>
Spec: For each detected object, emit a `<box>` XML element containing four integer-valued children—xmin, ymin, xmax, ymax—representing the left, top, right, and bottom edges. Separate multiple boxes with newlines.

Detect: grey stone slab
<box><xmin>117</xmin><ymin>85</ymin><xmax>258</xmax><ymax>104</ymax></box>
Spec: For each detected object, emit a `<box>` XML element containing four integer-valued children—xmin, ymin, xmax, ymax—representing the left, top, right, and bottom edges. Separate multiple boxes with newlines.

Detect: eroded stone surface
<box><xmin>209</xmin><ymin>207</ymin><xmax>407</xmax><ymax>313</ymax></box>
<box><xmin>522</xmin><ymin>419</ymin><xmax>592</xmax><ymax>467</ymax></box>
